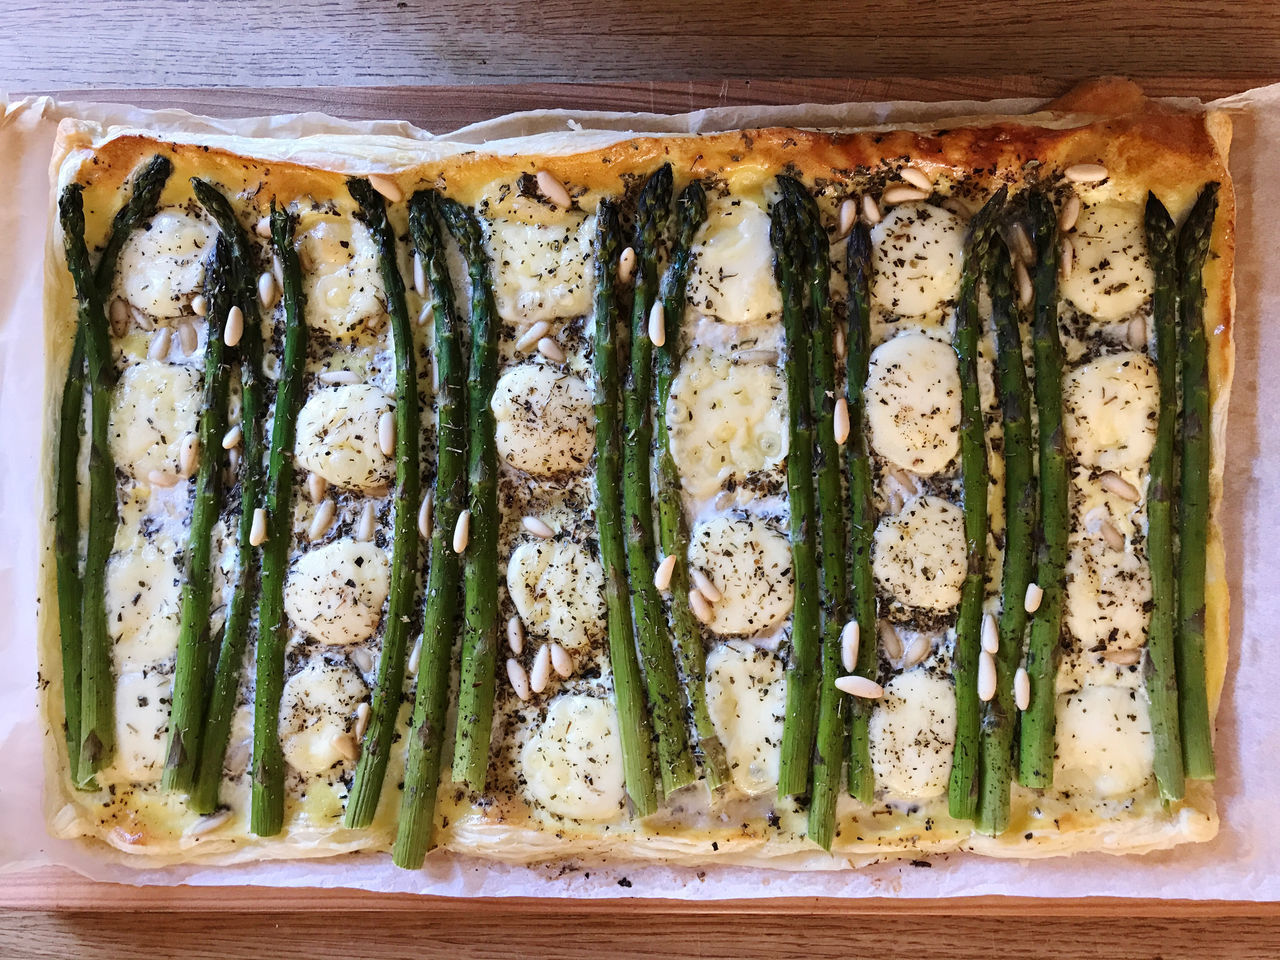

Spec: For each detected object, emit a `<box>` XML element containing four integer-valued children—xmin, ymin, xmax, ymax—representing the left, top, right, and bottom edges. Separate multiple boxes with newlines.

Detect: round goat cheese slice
<box><xmin>521</xmin><ymin>694</ymin><xmax>625</xmax><ymax>822</ymax></box>
<box><xmin>1054</xmin><ymin>685</ymin><xmax>1154</xmax><ymax>797</ymax></box>
<box><xmin>869</xmin><ymin>202</ymin><xmax>965</xmax><ymax>317</ymax></box>
<box><xmin>705</xmin><ymin>640</ymin><xmax>786</xmax><ymax>795</ymax></box>
<box><xmin>487</xmin><ymin>214</ymin><xmax>594</xmax><ymax>327</ymax></box>
<box><xmin>688</xmin><ymin>515</ymin><xmax>795</xmax><ymax>636</ymax></box>
<box><xmin>295</xmin><ymin>384</ymin><xmax>396</xmax><ymax>494</ymax></box>
<box><xmin>297</xmin><ymin>213</ymin><xmax>385</xmax><ymax>338</ymax></box>
<box><xmin>684</xmin><ymin>197</ymin><xmax>782</xmax><ymax>326</ymax></box>
<box><xmin>506</xmin><ymin>540</ymin><xmax>606</xmax><ymax>653</ymax></box>
<box><xmin>869</xmin><ymin>669</ymin><xmax>956</xmax><ymax>799</ymax></box>
<box><xmin>118</xmin><ymin>209</ymin><xmax>216</xmax><ymax>319</ymax></box>
<box><xmin>872</xmin><ymin>496</ymin><xmax>967</xmax><ymax>611</ymax></box>
<box><xmin>491</xmin><ymin>364</ymin><xmax>595</xmax><ymax>477</ymax></box>
<box><xmin>280</xmin><ymin>659</ymin><xmax>367</xmax><ymax>775</ymax></box>
<box><xmin>865</xmin><ymin>332</ymin><xmax>961</xmax><ymax>475</ymax></box>
<box><xmin>1063</xmin><ymin>351</ymin><xmax>1158</xmax><ymax>472</ymax></box>
<box><xmin>284</xmin><ymin>539</ymin><xmax>391</xmax><ymax>646</ymax></box>
<box><xmin>1061</xmin><ymin>201</ymin><xmax>1153</xmax><ymax>321</ymax></box>
<box><xmin>109</xmin><ymin>360</ymin><xmax>201</xmax><ymax>481</ymax></box>
<box><xmin>106</xmin><ymin>536</ymin><xmax>183</xmax><ymax>668</ymax></box>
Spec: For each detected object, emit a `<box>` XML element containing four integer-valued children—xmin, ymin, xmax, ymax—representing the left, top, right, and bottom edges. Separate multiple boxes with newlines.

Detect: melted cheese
<box><xmin>296</xmin><ymin>212</ymin><xmax>385</xmax><ymax>338</ymax></box>
<box><xmin>487</xmin><ymin>214</ymin><xmax>594</xmax><ymax>326</ymax></box>
<box><xmin>1064</xmin><ymin>536</ymin><xmax>1151</xmax><ymax>658</ymax></box>
<box><xmin>520</xmin><ymin>694</ymin><xmax>625</xmax><ymax>822</ymax></box>
<box><xmin>1054</xmin><ymin>686</ymin><xmax>1154</xmax><ymax>798</ymax></box>
<box><xmin>109</xmin><ymin>360</ymin><xmax>201</xmax><ymax>481</ymax></box>
<box><xmin>684</xmin><ymin>197</ymin><xmax>781</xmax><ymax>326</ymax></box>
<box><xmin>106</xmin><ymin>534</ymin><xmax>182</xmax><ymax>668</ymax></box>
<box><xmin>705</xmin><ymin>640</ymin><xmax>785</xmax><ymax>796</ymax></box>
<box><xmin>117</xmin><ymin>209</ymin><xmax>216</xmax><ymax>319</ymax></box>
<box><xmin>284</xmin><ymin>539</ymin><xmax>391</xmax><ymax>646</ymax></box>
<box><xmin>1063</xmin><ymin>351</ymin><xmax>1158</xmax><ymax>472</ymax></box>
<box><xmin>687</xmin><ymin>515</ymin><xmax>794</xmax><ymax>636</ymax></box>
<box><xmin>873</xmin><ymin>496</ymin><xmax>967</xmax><ymax>612</ymax></box>
<box><xmin>869</xmin><ymin>203</ymin><xmax>965</xmax><ymax>317</ymax></box>
<box><xmin>491</xmin><ymin>364</ymin><xmax>594</xmax><ymax>477</ymax></box>
<box><xmin>506</xmin><ymin>539</ymin><xmax>605</xmax><ymax>653</ymax></box>
<box><xmin>667</xmin><ymin>348</ymin><xmax>788</xmax><ymax>499</ymax></box>
<box><xmin>106</xmin><ymin>668</ymin><xmax>172</xmax><ymax>784</ymax></box>
<box><xmin>869</xmin><ymin>669</ymin><xmax>956</xmax><ymax>800</ymax></box>
<box><xmin>280</xmin><ymin>659</ymin><xmax>367</xmax><ymax>776</ymax></box>
<box><xmin>294</xmin><ymin>384</ymin><xmax>395</xmax><ymax>494</ymax></box>
<box><xmin>865</xmin><ymin>332</ymin><xmax>961</xmax><ymax>475</ymax></box>
<box><xmin>1061</xmin><ymin>201</ymin><xmax>1153</xmax><ymax>321</ymax></box>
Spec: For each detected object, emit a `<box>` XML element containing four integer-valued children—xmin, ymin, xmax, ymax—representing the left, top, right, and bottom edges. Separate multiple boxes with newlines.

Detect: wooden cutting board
<box><xmin>6</xmin><ymin>78</ymin><xmax>1278</xmax><ymax>960</ymax></box>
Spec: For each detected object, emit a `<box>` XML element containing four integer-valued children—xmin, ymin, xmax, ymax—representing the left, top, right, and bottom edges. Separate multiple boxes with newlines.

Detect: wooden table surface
<box><xmin>5</xmin><ymin>1</ymin><xmax>1280</xmax><ymax>956</ymax></box>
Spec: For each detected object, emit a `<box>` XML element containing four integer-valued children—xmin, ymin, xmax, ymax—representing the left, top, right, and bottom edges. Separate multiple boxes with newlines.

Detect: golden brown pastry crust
<box><xmin>41</xmin><ymin>78</ymin><xmax>1233</xmax><ymax>867</ymax></box>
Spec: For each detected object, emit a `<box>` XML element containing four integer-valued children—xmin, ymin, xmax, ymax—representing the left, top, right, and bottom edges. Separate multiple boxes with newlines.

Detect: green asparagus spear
<box><xmin>620</xmin><ymin>164</ymin><xmax>698</xmax><ymax>796</ymax></box>
<box><xmin>344</xmin><ymin>177</ymin><xmax>422</xmax><ymax>828</ymax></box>
<box><xmin>947</xmin><ymin>188</ymin><xmax>1003</xmax><ymax>822</ymax></box>
<box><xmin>653</xmin><ymin>178</ymin><xmax>729</xmax><ymax>791</ymax></box>
<box><xmin>1175</xmin><ymin>183</ymin><xmax>1221</xmax><ymax>781</ymax></box>
<box><xmin>394</xmin><ymin>190</ymin><xmax>469</xmax><ymax>866</ymax></box>
<box><xmin>594</xmin><ymin>198</ymin><xmax>660</xmax><ymax>817</ymax></box>
<box><xmin>56</xmin><ymin>154</ymin><xmax>171</xmax><ymax>787</ymax></box>
<box><xmin>776</xmin><ymin>177</ymin><xmax>848</xmax><ymax>847</ymax></box>
<box><xmin>1018</xmin><ymin>189</ymin><xmax>1068</xmax><ymax>788</ymax></box>
<box><xmin>844</xmin><ymin>220</ymin><xmax>879</xmax><ymax>804</ymax></box>
<box><xmin>161</xmin><ymin>237</ymin><xmax>233</xmax><ymax>794</ymax></box>
<box><xmin>976</xmin><ymin>226</ymin><xmax>1033</xmax><ymax>835</ymax></box>
<box><xmin>440</xmin><ymin>196</ymin><xmax>501</xmax><ymax>793</ymax></box>
<box><xmin>1143</xmin><ymin>193</ymin><xmax>1187</xmax><ymax>802</ymax></box>
<box><xmin>771</xmin><ymin>196</ymin><xmax>822</xmax><ymax>800</ymax></box>
<box><xmin>194</xmin><ymin>203</ymin><xmax>303</xmax><ymax>817</ymax></box>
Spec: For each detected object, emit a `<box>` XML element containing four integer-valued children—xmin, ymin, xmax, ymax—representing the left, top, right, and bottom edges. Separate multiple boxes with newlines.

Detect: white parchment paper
<box><xmin>0</xmin><ymin>85</ymin><xmax>1275</xmax><ymax>900</ymax></box>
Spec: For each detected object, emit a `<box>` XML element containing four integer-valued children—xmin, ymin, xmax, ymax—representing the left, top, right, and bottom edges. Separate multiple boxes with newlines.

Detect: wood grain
<box><xmin>3</xmin><ymin>1</ymin><xmax>1280</xmax><ymax>89</ymax></box>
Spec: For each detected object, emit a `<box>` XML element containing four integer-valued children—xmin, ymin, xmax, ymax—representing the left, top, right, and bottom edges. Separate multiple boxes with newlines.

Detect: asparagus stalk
<box><xmin>771</xmin><ymin>196</ymin><xmax>822</xmax><ymax>800</ymax></box>
<box><xmin>654</xmin><ymin>180</ymin><xmax>730</xmax><ymax>791</ymax></box>
<box><xmin>194</xmin><ymin>204</ymin><xmax>303</xmax><ymax>817</ymax></box>
<box><xmin>394</xmin><ymin>190</ymin><xmax>469</xmax><ymax>866</ymax></box>
<box><xmin>594</xmin><ymin>198</ymin><xmax>660</xmax><ymax>817</ymax></box>
<box><xmin>440</xmin><ymin>196</ymin><xmax>501</xmax><ymax>793</ymax></box>
<box><xmin>976</xmin><ymin>227</ymin><xmax>1033</xmax><ymax>835</ymax></box>
<box><xmin>344</xmin><ymin>177</ymin><xmax>422</xmax><ymax>827</ymax></box>
<box><xmin>844</xmin><ymin>221</ymin><xmax>879</xmax><ymax>804</ymax></box>
<box><xmin>1018</xmin><ymin>190</ymin><xmax>1068</xmax><ymax>788</ymax></box>
<box><xmin>776</xmin><ymin>177</ymin><xmax>848</xmax><ymax>847</ymax></box>
<box><xmin>1142</xmin><ymin>193</ymin><xmax>1187</xmax><ymax>802</ymax></box>
<box><xmin>1175</xmin><ymin>183</ymin><xmax>1221</xmax><ymax>781</ymax></box>
<box><xmin>161</xmin><ymin>236</ymin><xmax>233</xmax><ymax>793</ymax></box>
<box><xmin>622</xmin><ymin>164</ymin><xmax>697</xmax><ymax>795</ymax></box>
<box><xmin>55</xmin><ymin>154</ymin><xmax>171</xmax><ymax>787</ymax></box>
<box><xmin>947</xmin><ymin>188</ymin><xmax>1003</xmax><ymax>822</ymax></box>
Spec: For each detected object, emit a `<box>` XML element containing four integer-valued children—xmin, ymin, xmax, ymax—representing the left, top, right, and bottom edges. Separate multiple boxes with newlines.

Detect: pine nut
<box><xmin>654</xmin><ymin>554</ymin><xmax>677</xmax><ymax>591</ymax></box>
<box><xmin>332</xmin><ymin>732</ymin><xmax>359</xmax><ymax>762</ymax></box>
<box><xmin>1064</xmin><ymin>162</ymin><xmax>1108</xmax><ymax>184</ymax></box>
<box><xmin>272</xmin><ymin>253</ymin><xmax>285</xmax><ymax>292</ymax></box>
<box><xmin>903</xmin><ymin>633</ymin><xmax>931</xmax><ymax>669</ymax></box>
<box><xmin>530</xmin><ymin>644</ymin><xmax>552</xmax><ymax>694</ymax></box>
<box><xmin>507</xmin><ymin>658</ymin><xmax>531</xmax><ymax>701</ymax></box>
<box><xmin>881</xmin><ymin>185</ymin><xmax>929</xmax><ymax>206</ymax></box>
<box><xmin>507</xmin><ymin>616</ymin><xmax>525</xmax><ymax>656</ymax></box>
<box><xmin>353</xmin><ymin>702</ymin><xmax>371</xmax><ymax>742</ymax></box>
<box><xmin>378</xmin><ymin>410</ymin><xmax>396</xmax><ymax>457</ymax></box>
<box><xmin>648</xmin><ymin>300</ymin><xmax>666</xmax><ymax>347</ymax></box>
<box><xmin>688</xmin><ymin>588</ymin><xmax>714</xmax><ymax>625</ymax></box>
<box><xmin>221</xmin><ymin>424</ymin><xmax>242</xmax><ymax>450</ymax></box>
<box><xmin>418</xmin><ymin>302</ymin><xmax>432</xmax><ymax>326</ymax></box>
<box><xmin>308</xmin><ymin>499</ymin><xmax>336</xmax><ymax>541</ymax></box>
<box><xmin>978</xmin><ymin>650</ymin><xmax>997</xmax><ymax>702</ymax></box>
<box><xmin>191</xmin><ymin>294</ymin><xmax>208</xmax><ymax>318</ymax></box>
<box><xmin>368</xmin><ymin>173</ymin><xmax>404</xmax><ymax>203</ymax></box>
<box><xmin>1009</xmin><ymin>222</ymin><xmax>1034</xmax><ymax>265</ymax></box>
<box><xmin>833</xmin><ymin>396</ymin><xmax>850</xmax><ymax>445</ymax></box>
<box><xmin>228</xmin><ymin>447</ymin><xmax>240</xmax><ymax>476</ymax></box>
<box><xmin>178</xmin><ymin>320</ymin><xmax>199</xmax><ymax>356</ymax></box>
<box><xmin>879</xmin><ymin>620</ymin><xmax>903</xmax><ymax>660</ymax></box>
<box><xmin>255</xmin><ymin>216</ymin><xmax>272</xmax><ymax>239</ymax></box>
<box><xmin>453</xmin><ymin>509</ymin><xmax>471</xmax><ymax>553</ymax></box>
<box><xmin>691</xmin><ymin>567</ymin><xmax>722</xmax><ymax>603</ymax></box>
<box><xmin>1059</xmin><ymin>234</ymin><xmax>1075</xmax><ymax>279</ymax></box>
<box><xmin>1104</xmin><ymin>648</ymin><xmax>1142</xmax><ymax>666</ymax></box>
<box><xmin>131</xmin><ymin>305</ymin><xmax>154</xmax><ymax>331</ymax></box>
<box><xmin>1024</xmin><ymin>582</ymin><xmax>1044</xmax><ymax>614</ymax></box>
<box><xmin>178</xmin><ymin>432</ymin><xmax>200</xmax><ymax>477</ymax></box>
<box><xmin>307</xmin><ymin>472</ymin><xmax>327</xmax><ymax>503</ymax></box>
<box><xmin>406</xmin><ymin>637</ymin><xmax>422</xmax><ymax>677</ymax></box>
<box><xmin>418</xmin><ymin>491</ymin><xmax>433</xmax><ymax>540</ymax></box>
<box><xmin>1100</xmin><ymin>471</ymin><xmax>1140</xmax><ymax>502</ymax></box>
<box><xmin>184</xmin><ymin>810</ymin><xmax>231</xmax><ymax>838</ymax></box>
<box><xmin>834</xmin><ymin>324</ymin><xmax>846</xmax><ymax>360</ymax></box>
<box><xmin>522</xmin><ymin>515</ymin><xmax>555</xmax><ymax>539</ymax></box>
<box><xmin>249</xmin><ymin>507</ymin><xmax>268</xmax><ymax>546</ymax></box>
<box><xmin>900</xmin><ymin>166</ymin><xmax>933</xmax><ymax>192</ymax></box>
<box><xmin>257</xmin><ymin>271</ymin><xmax>277</xmax><ymax>310</ymax></box>
<box><xmin>835</xmin><ymin>197</ymin><xmax>858</xmax><ymax>239</ymax></box>
<box><xmin>109</xmin><ymin>297</ymin><xmax>130</xmax><ymax>334</ymax></box>
<box><xmin>223</xmin><ymin>305</ymin><xmax>244</xmax><ymax>347</ymax></box>
<box><xmin>516</xmin><ymin>320</ymin><xmax>551</xmax><ymax>353</ymax></box>
<box><xmin>981</xmin><ymin>613</ymin><xmax>999</xmax><ymax>655</ymax></box>
<box><xmin>351</xmin><ymin>646</ymin><xmax>374</xmax><ymax>673</ymax></box>
<box><xmin>835</xmin><ymin>675</ymin><xmax>883</xmax><ymax>699</ymax></box>
<box><xmin>618</xmin><ymin>246</ymin><xmax>637</xmax><ymax>284</ymax></box>
<box><xmin>1127</xmin><ymin>316</ymin><xmax>1148</xmax><ymax>350</ymax></box>
<box><xmin>537</xmin><ymin>337</ymin><xmax>565</xmax><ymax>363</ymax></box>
<box><xmin>861</xmin><ymin>194</ymin><xmax>882</xmax><ymax>225</ymax></box>
<box><xmin>411</xmin><ymin>251</ymin><xmax>426</xmax><ymax>298</ymax></box>
<box><xmin>356</xmin><ymin>501</ymin><xmax>376</xmax><ymax>542</ymax></box>
<box><xmin>1014</xmin><ymin>667</ymin><xmax>1031</xmax><ymax>711</ymax></box>
<box><xmin>840</xmin><ymin>620</ymin><xmax>860</xmax><ymax>673</ymax></box>
<box><xmin>318</xmin><ymin>369</ymin><xmax>359</xmax><ymax>385</ymax></box>
<box><xmin>1098</xmin><ymin>519</ymin><xmax>1125</xmax><ymax>552</ymax></box>
<box><xmin>535</xmin><ymin>170</ymin><xmax>572</xmax><ymax>208</ymax></box>
<box><xmin>147</xmin><ymin>469</ymin><xmax>180</xmax><ymax>488</ymax></box>
<box><xmin>550</xmin><ymin>642</ymin><xmax>574</xmax><ymax>679</ymax></box>
<box><xmin>148</xmin><ymin>327</ymin><xmax>171</xmax><ymax>360</ymax></box>
<box><xmin>1015</xmin><ymin>260</ymin><xmax>1033</xmax><ymax>308</ymax></box>
<box><xmin>1059</xmin><ymin>194</ymin><xmax>1082</xmax><ymax>233</ymax></box>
